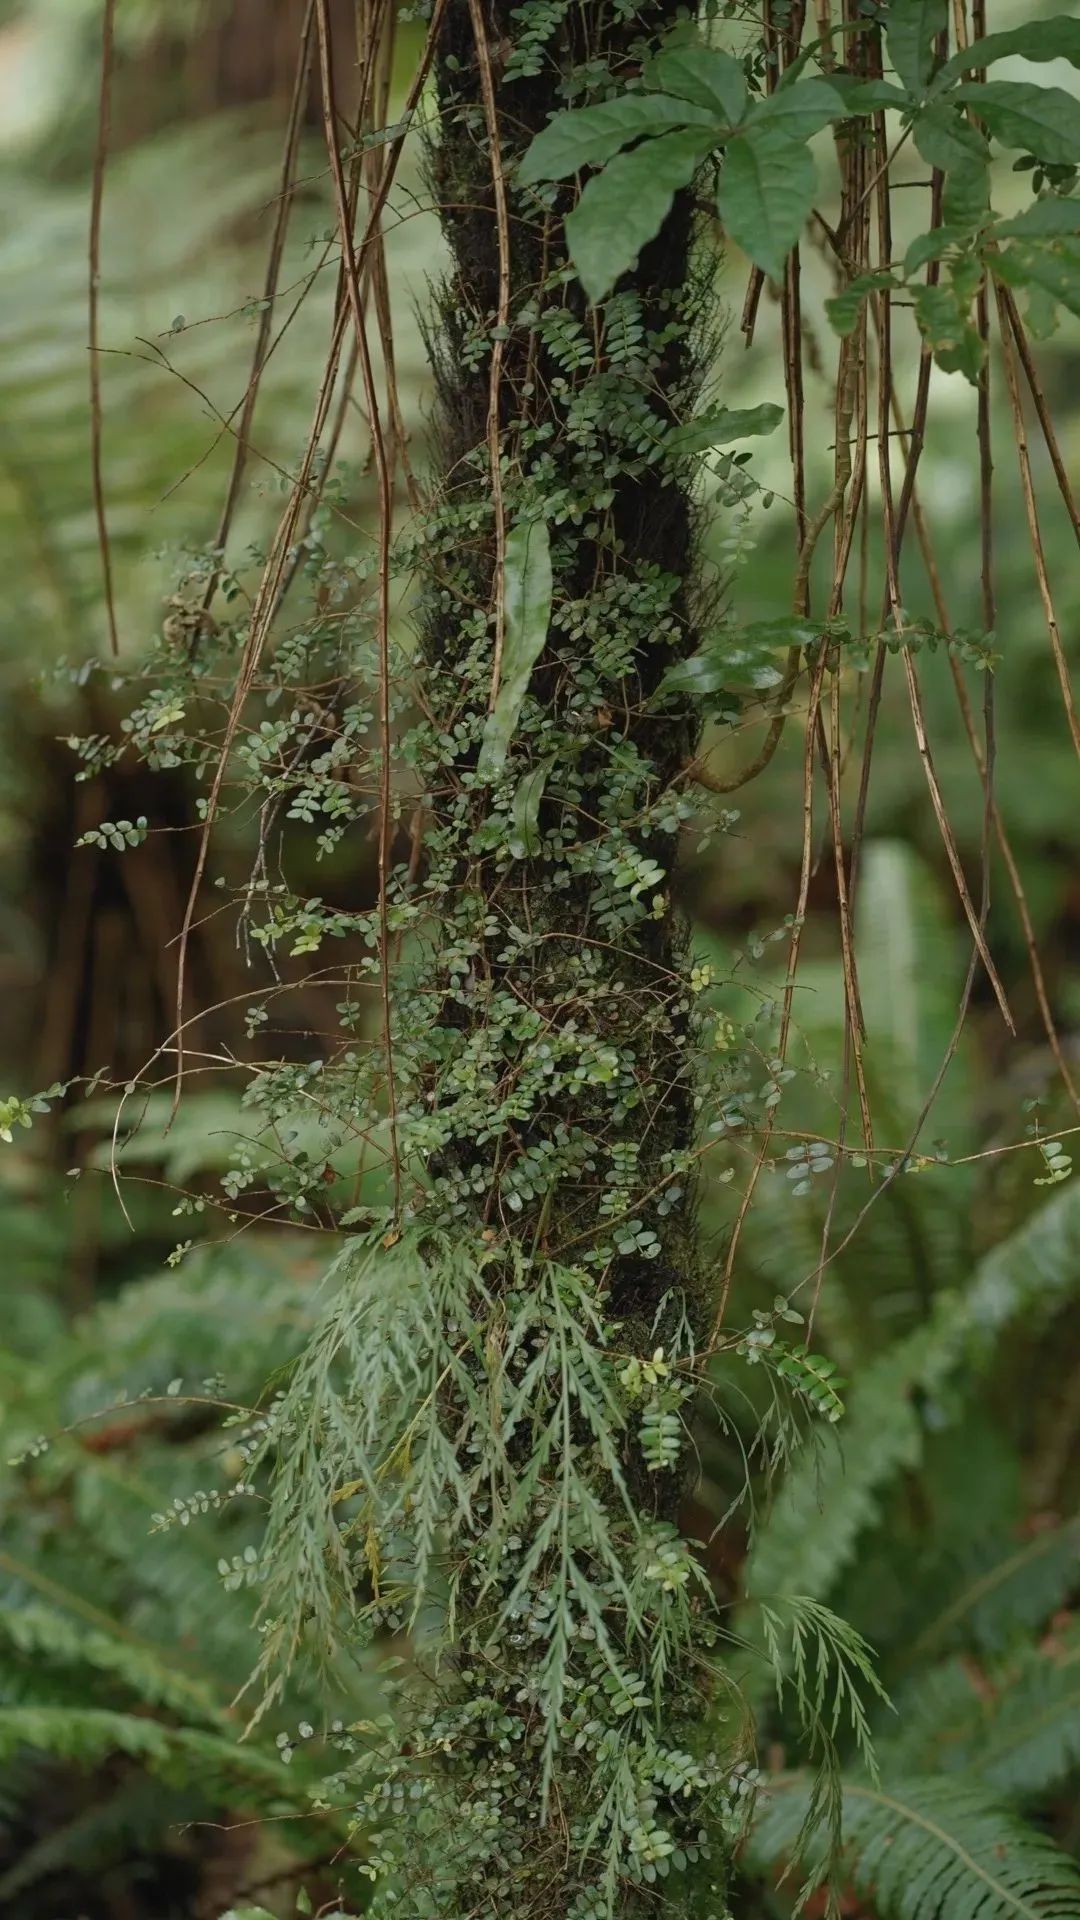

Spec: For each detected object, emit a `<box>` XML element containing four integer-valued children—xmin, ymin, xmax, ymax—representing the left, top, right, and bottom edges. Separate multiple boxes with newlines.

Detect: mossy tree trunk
<box><xmin>381</xmin><ymin>0</ymin><xmax>726</xmax><ymax>1909</ymax></box>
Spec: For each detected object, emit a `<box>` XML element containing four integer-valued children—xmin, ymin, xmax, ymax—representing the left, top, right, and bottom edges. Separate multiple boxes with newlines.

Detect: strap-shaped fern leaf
<box><xmin>751</xmin><ymin>1772</ymin><xmax>1080</xmax><ymax>1919</ymax></box>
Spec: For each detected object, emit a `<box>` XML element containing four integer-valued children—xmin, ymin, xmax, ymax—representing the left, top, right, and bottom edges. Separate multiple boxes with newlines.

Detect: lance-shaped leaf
<box><xmin>565</xmin><ymin>126</ymin><xmax>713</xmax><ymax>305</ymax></box>
<box><xmin>518</xmin><ymin>94</ymin><xmax>716</xmax><ymax>187</ymax></box>
<box><xmin>645</xmin><ymin>44</ymin><xmax>748</xmax><ymax>127</ymax></box>
<box><xmin>666</xmin><ymin>401</ymin><xmax>784</xmax><ymax>455</ymax></box>
<box><xmin>886</xmin><ymin>0</ymin><xmax>947</xmax><ymax>97</ymax></box>
<box><xmin>508</xmin><ymin>755</ymin><xmax>556</xmax><ymax>859</ymax></box>
<box><xmin>994</xmin><ymin>198</ymin><xmax>1080</xmax><ymax>240</ymax></box>
<box><xmin>477</xmin><ymin>521</ymin><xmax>553</xmax><ymax>779</ymax></box>
<box><xmin>938</xmin><ymin>18</ymin><xmax>1080</xmax><ymax>86</ymax></box>
<box><xmin>716</xmin><ymin>126</ymin><xmax>817</xmax><ymax>280</ymax></box>
<box><xmin>953</xmin><ymin>81</ymin><xmax>1080</xmax><ymax>166</ymax></box>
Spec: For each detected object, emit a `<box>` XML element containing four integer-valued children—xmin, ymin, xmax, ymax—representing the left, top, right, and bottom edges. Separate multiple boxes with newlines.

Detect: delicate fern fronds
<box><xmin>750</xmin><ymin>1772</ymin><xmax>1080</xmax><ymax>1920</ymax></box>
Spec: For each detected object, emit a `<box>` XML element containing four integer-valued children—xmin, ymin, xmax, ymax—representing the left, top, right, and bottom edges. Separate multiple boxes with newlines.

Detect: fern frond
<box><xmin>750</xmin><ymin>1772</ymin><xmax>1080</xmax><ymax>1920</ymax></box>
<box><xmin>0</xmin><ymin>1599</ymin><xmax>224</xmax><ymax>1723</ymax></box>
<box><xmin>743</xmin><ymin>1182</ymin><xmax>1080</xmax><ymax>1606</ymax></box>
<box><xmin>880</xmin><ymin>1629</ymin><xmax>1080</xmax><ymax>1799</ymax></box>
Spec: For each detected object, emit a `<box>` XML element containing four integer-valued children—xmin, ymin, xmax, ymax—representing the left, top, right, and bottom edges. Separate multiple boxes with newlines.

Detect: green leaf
<box><xmin>993</xmin><ymin>238</ymin><xmax>1080</xmax><ymax>323</ymax></box>
<box><xmin>912</xmin><ymin>281</ymin><xmax>985</xmax><ymax>383</ymax></box>
<box><xmin>913</xmin><ymin>102</ymin><xmax>990</xmax><ymax>173</ymax></box>
<box><xmin>477</xmin><ymin>521</ymin><xmax>553</xmax><ymax>779</ymax></box>
<box><xmin>886</xmin><ymin>0</ymin><xmax>947</xmax><ymax>97</ymax></box>
<box><xmin>751</xmin><ymin>1774</ymin><xmax>1080</xmax><ymax>1920</ymax></box>
<box><xmin>716</xmin><ymin>126</ymin><xmax>817</xmax><ymax>279</ymax></box>
<box><xmin>939</xmin><ymin>19</ymin><xmax>1080</xmax><ymax>86</ymax></box>
<box><xmin>517</xmin><ymin>94</ymin><xmax>716</xmax><ymax>187</ymax></box>
<box><xmin>659</xmin><ymin>619</ymin><xmax>814</xmax><ymax>698</ymax></box>
<box><xmin>830</xmin><ymin>76</ymin><xmax>912</xmax><ymax>112</ymax></box>
<box><xmin>994</xmin><ymin>196</ymin><xmax>1080</xmax><ymax>239</ymax></box>
<box><xmin>507</xmin><ymin>755</ymin><xmax>556</xmax><ymax>859</ymax></box>
<box><xmin>666</xmin><ymin>401</ymin><xmax>784</xmax><ymax>454</ymax></box>
<box><xmin>565</xmin><ymin>126</ymin><xmax>712</xmax><ymax>304</ymax></box>
<box><xmin>825</xmin><ymin>270</ymin><xmax>899</xmax><ymax>336</ymax></box>
<box><xmin>751</xmin><ymin>76</ymin><xmax>846</xmax><ymax>141</ymax></box>
<box><xmin>903</xmin><ymin>226</ymin><xmax>969</xmax><ymax>273</ymax></box>
<box><xmin>942</xmin><ymin>156</ymin><xmax>990</xmax><ymax>232</ymax></box>
<box><xmin>646</xmin><ymin>44</ymin><xmax>747</xmax><ymax>126</ymax></box>
<box><xmin>953</xmin><ymin>81</ymin><xmax>1080</xmax><ymax>166</ymax></box>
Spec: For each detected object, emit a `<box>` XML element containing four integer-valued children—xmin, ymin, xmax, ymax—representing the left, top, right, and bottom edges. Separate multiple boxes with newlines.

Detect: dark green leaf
<box><xmin>666</xmin><ymin>401</ymin><xmax>784</xmax><ymax>454</ymax></box>
<box><xmin>751</xmin><ymin>77</ymin><xmax>846</xmax><ymax>141</ymax></box>
<box><xmin>938</xmin><ymin>19</ymin><xmax>1080</xmax><ymax>86</ymax></box>
<box><xmin>715</xmin><ymin>127</ymin><xmax>817</xmax><ymax>279</ymax></box>
<box><xmin>912</xmin><ymin>102</ymin><xmax>990</xmax><ymax>173</ymax></box>
<box><xmin>886</xmin><ymin>0</ymin><xmax>947</xmax><ymax>97</ymax></box>
<box><xmin>646</xmin><ymin>45</ymin><xmax>747</xmax><ymax>126</ymax></box>
<box><xmin>953</xmin><ymin>81</ymin><xmax>1080</xmax><ymax>167</ymax></box>
<box><xmin>518</xmin><ymin>94</ymin><xmax>716</xmax><ymax>187</ymax></box>
<box><xmin>826</xmin><ymin>270</ymin><xmax>899</xmax><ymax>336</ymax></box>
<box><xmin>477</xmin><ymin>521</ymin><xmax>553</xmax><ymax>779</ymax></box>
<box><xmin>829</xmin><ymin>76</ymin><xmax>912</xmax><ymax>113</ymax></box>
<box><xmin>507</xmin><ymin>756</ymin><xmax>555</xmax><ymax>859</ymax></box>
<box><xmin>565</xmin><ymin>127</ymin><xmax>713</xmax><ymax>304</ymax></box>
<box><xmin>942</xmin><ymin>156</ymin><xmax>990</xmax><ymax>232</ymax></box>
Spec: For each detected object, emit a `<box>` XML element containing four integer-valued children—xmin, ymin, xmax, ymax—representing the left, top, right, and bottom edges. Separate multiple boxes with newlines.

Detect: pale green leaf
<box><xmin>993</xmin><ymin>238</ymin><xmax>1080</xmax><ymax>322</ymax></box>
<box><xmin>646</xmin><ymin>44</ymin><xmax>747</xmax><ymax>126</ymax></box>
<box><xmin>565</xmin><ymin>126</ymin><xmax>712</xmax><ymax>304</ymax></box>
<box><xmin>715</xmin><ymin>127</ymin><xmax>817</xmax><ymax>279</ymax></box>
<box><xmin>666</xmin><ymin>400</ymin><xmax>784</xmax><ymax>454</ymax></box>
<box><xmin>953</xmin><ymin>81</ymin><xmax>1080</xmax><ymax>166</ymax></box>
<box><xmin>886</xmin><ymin>0</ymin><xmax>947</xmax><ymax>97</ymax></box>
<box><xmin>477</xmin><ymin>521</ymin><xmax>553</xmax><ymax>779</ymax></box>
<box><xmin>517</xmin><ymin>94</ymin><xmax>716</xmax><ymax>187</ymax></box>
<box><xmin>994</xmin><ymin>196</ymin><xmax>1080</xmax><ymax>239</ymax></box>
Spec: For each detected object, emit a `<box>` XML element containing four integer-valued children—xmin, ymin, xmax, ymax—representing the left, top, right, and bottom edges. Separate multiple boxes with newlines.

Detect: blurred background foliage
<box><xmin>0</xmin><ymin>0</ymin><xmax>1078</xmax><ymax>1915</ymax></box>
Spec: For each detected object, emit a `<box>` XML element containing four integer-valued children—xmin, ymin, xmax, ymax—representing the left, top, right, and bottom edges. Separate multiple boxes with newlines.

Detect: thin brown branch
<box><xmin>89</xmin><ymin>0</ymin><xmax>119</xmax><ymax>656</ymax></box>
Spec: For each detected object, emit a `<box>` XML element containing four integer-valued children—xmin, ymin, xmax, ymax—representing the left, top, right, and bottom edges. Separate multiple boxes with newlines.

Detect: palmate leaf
<box><xmin>953</xmin><ymin>82</ymin><xmax>1080</xmax><ymax>167</ymax></box>
<box><xmin>517</xmin><ymin>93</ymin><xmax>717</xmax><ymax>186</ymax></box>
<box><xmin>564</xmin><ymin>127</ymin><xmax>714</xmax><ymax>305</ymax></box>
<box><xmin>715</xmin><ymin>126</ymin><xmax>817</xmax><ymax>280</ymax></box>
<box><xmin>644</xmin><ymin>44</ymin><xmax>748</xmax><ymax>126</ymax></box>
<box><xmin>886</xmin><ymin>0</ymin><xmax>948</xmax><ymax>97</ymax></box>
<box><xmin>939</xmin><ymin>20</ymin><xmax>1080</xmax><ymax>85</ymax></box>
<box><xmin>750</xmin><ymin>1772</ymin><xmax>1080</xmax><ymax>1920</ymax></box>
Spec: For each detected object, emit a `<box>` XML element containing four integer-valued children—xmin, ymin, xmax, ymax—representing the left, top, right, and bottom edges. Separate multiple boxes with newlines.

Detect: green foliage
<box><xmin>751</xmin><ymin>1775</ymin><xmax>1080</xmax><ymax>1920</ymax></box>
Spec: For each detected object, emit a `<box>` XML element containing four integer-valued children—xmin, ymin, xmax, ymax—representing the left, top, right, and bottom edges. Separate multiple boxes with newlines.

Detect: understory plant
<box><xmin>6</xmin><ymin>0</ymin><xmax>1080</xmax><ymax>1917</ymax></box>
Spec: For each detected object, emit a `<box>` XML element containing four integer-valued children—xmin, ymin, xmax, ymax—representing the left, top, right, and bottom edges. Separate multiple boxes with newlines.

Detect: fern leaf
<box><xmin>743</xmin><ymin>1182</ymin><xmax>1080</xmax><ymax>1605</ymax></box>
<box><xmin>750</xmin><ymin>1772</ymin><xmax>1080</xmax><ymax>1919</ymax></box>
